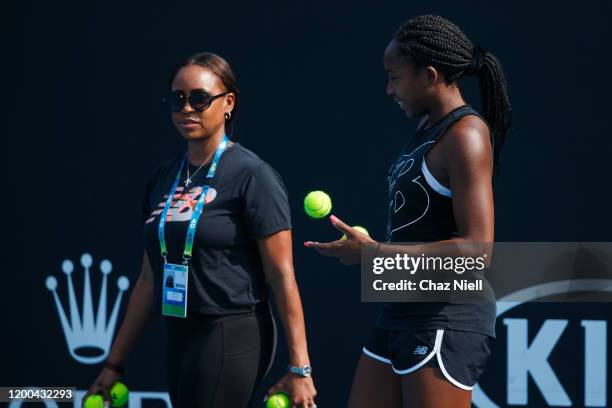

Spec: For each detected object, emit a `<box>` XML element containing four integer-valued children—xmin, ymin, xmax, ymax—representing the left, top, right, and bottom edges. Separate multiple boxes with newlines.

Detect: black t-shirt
<box><xmin>142</xmin><ymin>142</ymin><xmax>291</xmax><ymax>316</ymax></box>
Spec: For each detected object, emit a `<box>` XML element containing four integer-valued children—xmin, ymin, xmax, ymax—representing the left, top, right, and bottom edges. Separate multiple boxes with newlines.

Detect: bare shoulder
<box><xmin>441</xmin><ymin>115</ymin><xmax>492</xmax><ymax>166</ymax></box>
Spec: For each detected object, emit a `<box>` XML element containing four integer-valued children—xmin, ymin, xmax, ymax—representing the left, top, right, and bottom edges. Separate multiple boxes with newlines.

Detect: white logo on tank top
<box><xmin>387</xmin><ymin>141</ymin><xmax>434</xmax><ymax>241</ymax></box>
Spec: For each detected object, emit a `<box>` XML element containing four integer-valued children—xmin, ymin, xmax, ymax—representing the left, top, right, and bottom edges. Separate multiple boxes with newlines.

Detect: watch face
<box><xmin>288</xmin><ymin>364</ymin><xmax>312</xmax><ymax>376</ymax></box>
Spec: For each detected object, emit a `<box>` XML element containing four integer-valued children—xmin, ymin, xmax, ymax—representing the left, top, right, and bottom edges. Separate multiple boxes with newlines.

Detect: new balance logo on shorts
<box><xmin>413</xmin><ymin>346</ymin><xmax>428</xmax><ymax>355</ymax></box>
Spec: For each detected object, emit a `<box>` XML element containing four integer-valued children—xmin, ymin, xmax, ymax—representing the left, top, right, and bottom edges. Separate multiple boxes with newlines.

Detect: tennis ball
<box><xmin>84</xmin><ymin>394</ymin><xmax>104</xmax><ymax>408</ymax></box>
<box><xmin>110</xmin><ymin>382</ymin><xmax>129</xmax><ymax>407</ymax></box>
<box><xmin>304</xmin><ymin>191</ymin><xmax>332</xmax><ymax>219</ymax></box>
<box><xmin>340</xmin><ymin>225</ymin><xmax>370</xmax><ymax>240</ymax></box>
<box><xmin>266</xmin><ymin>392</ymin><xmax>291</xmax><ymax>408</ymax></box>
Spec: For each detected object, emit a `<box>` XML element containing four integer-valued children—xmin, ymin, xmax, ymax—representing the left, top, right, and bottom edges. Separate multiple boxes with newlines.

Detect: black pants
<box><xmin>165</xmin><ymin>304</ymin><xmax>277</xmax><ymax>408</ymax></box>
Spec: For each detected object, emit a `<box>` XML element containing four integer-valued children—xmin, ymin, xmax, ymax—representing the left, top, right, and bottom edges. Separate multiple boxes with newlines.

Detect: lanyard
<box><xmin>158</xmin><ymin>134</ymin><xmax>230</xmax><ymax>264</ymax></box>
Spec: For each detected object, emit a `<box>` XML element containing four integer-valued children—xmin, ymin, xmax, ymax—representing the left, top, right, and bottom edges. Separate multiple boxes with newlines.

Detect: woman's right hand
<box><xmin>83</xmin><ymin>368</ymin><xmax>122</xmax><ymax>407</ymax></box>
<box><xmin>81</xmin><ymin>251</ymin><xmax>154</xmax><ymax>407</ymax></box>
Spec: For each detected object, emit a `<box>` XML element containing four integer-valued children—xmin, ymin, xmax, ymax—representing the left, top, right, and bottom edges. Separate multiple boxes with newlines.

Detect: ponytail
<box><xmin>394</xmin><ymin>15</ymin><xmax>512</xmax><ymax>175</ymax></box>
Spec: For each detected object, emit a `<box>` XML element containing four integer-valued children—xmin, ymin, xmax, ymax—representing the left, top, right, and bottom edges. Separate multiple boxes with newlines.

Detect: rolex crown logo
<box><xmin>45</xmin><ymin>253</ymin><xmax>130</xmax><ymax>364</ymax></box>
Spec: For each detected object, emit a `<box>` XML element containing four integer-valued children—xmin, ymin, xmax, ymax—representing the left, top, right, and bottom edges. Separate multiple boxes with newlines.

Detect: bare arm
<box><xmin>85</xmin><ymin>250</ymin><xmax>155</xmax><ymax>405</ymax></box>
<box><xmin>257</xmin><ymin>229</ymin><xmax>317</xmax><ymax>408</ymax></box>
<box><xmin>258</xmin><ymin>230</ymin><xmax>309</xmax><ymax>366</ymax></box>
<box><xmin>105</xmin><ymin>250</ymin><xmax>156</xmax><ymax>365</ymax></box>
<box><xmin>306</xmin><ymin>122</ymin><xmax>494</xmax><ymax>262</ymax></box>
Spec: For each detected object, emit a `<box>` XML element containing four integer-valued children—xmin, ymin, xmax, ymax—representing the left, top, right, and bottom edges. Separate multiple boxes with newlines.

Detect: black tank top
<box><xmin>377</xmin><ymin>104</ymin><xmax>496</xmax><ymax>337</ymax></box>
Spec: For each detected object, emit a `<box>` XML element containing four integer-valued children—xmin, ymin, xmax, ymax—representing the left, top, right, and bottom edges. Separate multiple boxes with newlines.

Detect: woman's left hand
<box><xmin>265</xmin><ymin>372</ymin><xmax>317</xmax><ymax>408</ymax></box>
<box><xmin>304</xmin><ymin>215</ymin><xmax>376</xmax><ymax>265</ymax></box>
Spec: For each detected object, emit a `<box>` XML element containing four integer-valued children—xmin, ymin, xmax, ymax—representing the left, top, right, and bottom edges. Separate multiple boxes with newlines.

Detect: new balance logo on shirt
<box><xmin>413</xmin><ymin>346</ymin><xmax>428</xmax><ymax>355</ymax></box>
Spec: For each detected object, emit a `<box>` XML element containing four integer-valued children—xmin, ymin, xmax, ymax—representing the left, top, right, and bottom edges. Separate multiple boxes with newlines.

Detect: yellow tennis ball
<box><xmin>84</xmin><ymin>395</ymin><xmax>104</xmax><ymax>408</ymax></box>
<box><xmin>304</xmin><ymin>191</ymin><xmax>332</xmax><ymax>219</ymax></box>
<box><xmin>110</xmin><ymin>382</ymin><xmax>129</xmax><ymax>407</ymax></box>
<box><xmin>266</xmin><ymin>392</ymin><xmax>291</xmax><ymax>408</ymax></box>
<box><xmin>340</xmin><ymin>225</ymin><xmax>369</xmax><ymax>240</ymax></box>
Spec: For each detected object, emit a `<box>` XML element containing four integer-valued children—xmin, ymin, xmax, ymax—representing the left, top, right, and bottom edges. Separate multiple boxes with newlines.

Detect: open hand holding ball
<box><xmin>305</xmin><ymin>215</ymin><xmax>376</xmax><ymax>265</ymax></box>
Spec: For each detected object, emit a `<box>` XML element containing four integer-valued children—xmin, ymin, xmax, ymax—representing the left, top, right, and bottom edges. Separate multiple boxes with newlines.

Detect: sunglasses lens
<box><xmin>164</xmin><ymin>91</ymin><xmax>185</xmax><ymax>112</ymax></box>
<box><xmin>189</xmin><ymin>91</ymin><xmax>213</xmax><ymax>111</ymax></box>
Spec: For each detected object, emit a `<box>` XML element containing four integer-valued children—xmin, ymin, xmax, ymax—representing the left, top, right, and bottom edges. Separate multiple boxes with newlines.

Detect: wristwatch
<box><xmin>287</xmin><ymin>364</ymin><xmax>312</xmax><ymax>377</ymax></box>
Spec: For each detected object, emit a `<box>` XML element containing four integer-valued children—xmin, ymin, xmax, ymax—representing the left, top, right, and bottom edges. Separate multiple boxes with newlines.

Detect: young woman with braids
<box><xmin>305</xmin><ymin>15</ymin><xmax>511</xmax><ymax>407</ymax></box>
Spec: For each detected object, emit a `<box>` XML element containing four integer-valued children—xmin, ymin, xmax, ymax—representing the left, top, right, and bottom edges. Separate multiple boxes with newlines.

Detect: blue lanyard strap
<box><xmin>157</xmin><ymin>135</ymin><xmax>230</xmax><ymax>264</ymax></box>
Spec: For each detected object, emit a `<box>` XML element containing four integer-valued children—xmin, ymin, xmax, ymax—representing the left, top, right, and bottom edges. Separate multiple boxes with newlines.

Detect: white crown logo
<box><xmin>45</xmin><ymin>253</ymin><xmax>130</xmax><ymax>365</ymax></box>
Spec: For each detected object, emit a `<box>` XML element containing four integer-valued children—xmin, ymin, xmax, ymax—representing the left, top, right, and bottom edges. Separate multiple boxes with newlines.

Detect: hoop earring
<box><xmin>224</xmin><ymin>112</ymin><xmax>232</xmax><ymax>120</ymax></box>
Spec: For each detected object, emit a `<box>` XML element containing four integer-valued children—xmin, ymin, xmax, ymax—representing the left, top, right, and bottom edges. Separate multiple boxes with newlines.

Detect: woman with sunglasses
<box><xmin>84</xmin><ymin>52</ymin><xmax>317</xmax><ymax>408</ymax></box>
<box><xmin>306</xmin><ymin>15</ymin><xmax>511</xmax><ymax>407</ymax></box>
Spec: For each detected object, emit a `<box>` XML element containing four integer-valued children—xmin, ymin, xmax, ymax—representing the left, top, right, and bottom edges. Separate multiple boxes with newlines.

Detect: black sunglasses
<box><xmin>162</xmin><ymin>89</ymin><xmax>230</xmax><ymax>113</ymax></box>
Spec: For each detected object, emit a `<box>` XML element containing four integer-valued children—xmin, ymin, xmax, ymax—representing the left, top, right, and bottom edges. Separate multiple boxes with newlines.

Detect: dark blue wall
<box><xmin>3</xmin><ymin>1</ymin><xmax>612</xmax><ymax>407</ymax></box>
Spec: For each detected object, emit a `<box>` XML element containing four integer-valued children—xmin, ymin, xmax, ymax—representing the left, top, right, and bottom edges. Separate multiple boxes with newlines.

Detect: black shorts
<box><xmin>363</xmin><ymin>327</ymin><xmax>494</xmax><ymax>390</ymax></box>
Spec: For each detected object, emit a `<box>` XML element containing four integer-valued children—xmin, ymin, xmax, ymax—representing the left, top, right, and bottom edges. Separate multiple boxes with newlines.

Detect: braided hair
<box><xmin>394</xmin><ymin>15</ymin><xmax>512</xmax><ymax>176</ymax></box>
